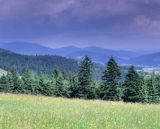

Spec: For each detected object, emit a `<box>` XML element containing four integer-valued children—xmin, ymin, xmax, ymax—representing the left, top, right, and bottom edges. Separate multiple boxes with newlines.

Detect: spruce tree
<box><xmin>31</xmin><ymin>74</ymin><xmax>41</xmax><ymax>94</ymax></box>
<box><xmin>123</xmin><ymin>66</ymin><xmax>148</xmax><ymax>103</ymax></box>
<box><xmin>22</xmin><ymin>69</ymin><xmax>36</xmax><ymax>94</ymax></box>
<box><xmin>77</xmin><ymin>56</ymin><xmax>94</xmax><ymax>99</ymax></box>
<box><xmin>54</xmin><ymin>73</ymin><xmax>67</xmax><ymax>97</ymax></box>
<box><xmin>68</xmin><ymin>76</ymin><xmax>79</xmax><ymax>98</ymax></box>
<box><xmin>0</xmin><ymin>74</ymin><xmax>8</xmax><ymax>92</ymax></box>
<box><xmin>39</xmin><ymin>74</ymin><xmax>53</xmax><ymax>96</ymax></box>
<box><xmin>6</xmin><ymin>72</ymin><xmax>14</xmax><ymax>93</ymax></box>
<box><xmin>49</xmin><ymin>72</ymin><xmax>56</xmax><ymax>95</ymax></box>
<box><xmin>11</xmin><ymin>69</ymin><xmax>23</xmax><ymax>93</ymax></box>
<box><xmin>52</xmin><ymin>65</ymin><xmax>59</xmax><ymax>79</ymax></box>
<box><xmin>138</xmin><ymin>74</ymin><xmax>148</xmax><ymax>103</ymax></box>
<box><xmin>146</xmin><ymin>74</ymin><xmax>159</xmax><ymax>103</ymax></box>
<box><xmin>154</xmin><ymin>75</ymin><xmax>160</xmax><ymax>101</ymax></box>
<box><xmin>100</xmin><ymin>57</ymin><xmax>121</xmax><ymax>101</ymax></box>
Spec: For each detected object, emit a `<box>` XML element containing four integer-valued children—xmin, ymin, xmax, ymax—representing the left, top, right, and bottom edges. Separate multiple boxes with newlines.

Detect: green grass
<box><xmin>0</xmin><ymin>94</ymin><xmax>160</xmax><ymax>129</ymax></box>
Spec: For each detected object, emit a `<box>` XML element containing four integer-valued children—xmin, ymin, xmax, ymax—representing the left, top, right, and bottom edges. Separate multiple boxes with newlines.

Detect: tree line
<box><xmin>0</xmin><ymin>56</ymin><xmax>160</xmax><ymax>103</ymax></box>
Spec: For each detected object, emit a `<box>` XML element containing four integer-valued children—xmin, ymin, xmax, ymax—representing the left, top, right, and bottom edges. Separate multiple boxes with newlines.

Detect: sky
<box><xmin>0</xmin><ymin>0</ymin><xmax>160</xmax><ymax>50</ymax></box>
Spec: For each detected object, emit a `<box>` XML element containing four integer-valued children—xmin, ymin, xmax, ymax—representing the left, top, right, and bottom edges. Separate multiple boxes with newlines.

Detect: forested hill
<box><xmin>0</xmin><ymin>48</ymin><xmax>79</xmax><ymax>74</ymax></box>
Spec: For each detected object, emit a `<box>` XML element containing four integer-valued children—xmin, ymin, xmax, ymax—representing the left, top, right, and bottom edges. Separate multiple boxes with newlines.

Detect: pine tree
<box><xmin>0</xmin><ymin>74</ymin><xmax>8</xmax><ymax>92</ymax></box>
<box><xmin>11</xmin><ymin>69</ymin><xmax>23</xmax><ymax>93</ymax></box>
<box><xmin>146</xmin><ymin>74</ymin><xmax>159</xmax><ymax>103</ymax></box>
<box><xmin>63</xmin><ymin>78</ymin><xmax>71</xmax><ymax>98</ymax></box>
<box><xmin>100</xmin><ymin>57</ymin><xmax>121</xmax><ymax>101</ymax></box>
<box><xmin>49</xmin><ymin>72</ymin><xmax>56</xmax><ymax>95</ymax></box>
<box><xmin>39</xmin><ymin>74</ymin><xmax>53</xmax><ymax>96</ymax></box>
<box><xmin>22</xmin><ymin>69</ymin><xmax>36</xmax><ymax>94</ymax></box>
<box><xmin>77</xmin><ymin>56</ymin><xmax>95</xmax><ymax>99</ymax></box>
<box><xmin>54</xmin><ymin>73</ymin><xmax>67</xmax><ymax>97</ymax></box>
<box><xmin>123</xmin><ymin>66</ymin><xmax>148</xmax><ymax>103</ymax></box>
<box><xmin>68</xmin><ymin>76</ymin><xmax>79</xmax><ymax>98</ymax></box>
<box><xmin>6</xmin><ymin>72</ymin><xmax>14</xmax><ymax>93</ymax></box>
<box><xmin>154</xmin><ymin>75</ymin><xmax>160</xmax><ymax>101</ymax></box>
<box><xmin>138</xmin><ymin>74</ymin><xmax>148</xmax><ymax>103</ymax></box>
<box><xmin>52</xmin><ymin>65</ymin><xmax>59</xmax><ymax>79</ymax></box>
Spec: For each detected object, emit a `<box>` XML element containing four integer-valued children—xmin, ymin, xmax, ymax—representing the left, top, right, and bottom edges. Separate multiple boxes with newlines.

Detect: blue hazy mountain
<box><xmin>67</xmin><ymin>47</ymin><xmax>140</xmax><ymax>64</ymax></box>
<box><xmin>129</xmin><ymin>52</ymin><xmax>160</xmax><ymax>66</ymax></box>
<box><xmin>1</xmin><ymin>41</ymin><xmax>156</xmax><ymax>65</ymax></box>
<box><xmin>0</xmin><ymin>42</ymin><xmax>55</xmax><ymax>55</ymax></box>
<box><xmin>0</xmin><ymin>42</ymin><xmax>81</xmax><ymax>56</ymax></box>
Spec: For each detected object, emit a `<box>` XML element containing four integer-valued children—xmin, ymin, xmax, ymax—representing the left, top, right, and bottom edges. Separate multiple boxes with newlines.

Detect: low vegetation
<box><xmin>0</xmin><ymin>93</ymin><xmax>160</xmax><ymax>129</ymax></box>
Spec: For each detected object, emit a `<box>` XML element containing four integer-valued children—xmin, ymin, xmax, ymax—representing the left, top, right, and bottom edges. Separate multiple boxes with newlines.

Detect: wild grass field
<box><xmin>0</xmin><ymin>94</ymin><xmax>160</xmax><ymax>129</ymax></box>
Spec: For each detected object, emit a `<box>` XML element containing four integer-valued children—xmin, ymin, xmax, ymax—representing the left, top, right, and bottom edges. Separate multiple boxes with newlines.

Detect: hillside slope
<box><xmin>0</xmin><ymin>48</ymin><xmax>79</xmax><ymax>74</ymax></box>
<box><xmin>0</xmin><ymin>48</ymin><xmax>104</xmax><ymax>79</ymax></box>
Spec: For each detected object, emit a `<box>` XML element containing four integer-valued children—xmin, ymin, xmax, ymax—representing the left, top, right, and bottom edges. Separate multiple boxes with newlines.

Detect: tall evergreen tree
<box><xmin>6</xmin><ymin>72</ymin><xmax>14</xmax><ymax>93</ymax></box>
<box><xmin>100</xmin><ymin>57</ymin><xmax>121</xmax><ymax>101</ymax></box>
<box><xmin>146</xmin><ymin>74</ymin><xmax>159</xmax><ymax>103</ymax></box>
<box><xmin>0</xmin><ymin>74</ymin><xmax>8</xmax><ymax>92</ymax></box>
<box><xmin>77</xmin><ymin>56</ymin><xmax>95</xmax><ymax>99</ymax></box>
<box><xmin>123</xmin><ymin>66</ymin><xmax>148</xmax><ymax>103</ymax></box>
<box><xmin>54</xmin><ymin>73</ymin><xmax>67</xmax><ymax>97</ymax></box>
<box><xmin>52</xmin><ymin>65</ymin><xmax>59</xmax><ymax>79</ymax></box>
<box><xmin>68</xmin><ymin>76</ymin><xmax>79</xmax><ymax>98</ymax></box>
<box><xmin>11</xmin><ymin>69</ymin><xmax>23</xmax><ymax>93</ymax></box>
<box><xmin>49</xmin><ymin>72</ymin><xmax>56</xmax><ymax>95</ymax></box>
<box><xmin>138</xmin><ymin>74</ymin><xmax>148</xmax><ymax>103</ymax></box>
<box><xmin>39</xmin><ymin>74</ymin><xmax>53</xmax><ymax>96</ymax></box>
<box><xmin>22</xmin><ymin>69</ymin><xmax>36</xmax><ymax>94</ymax></box>
<box><xmin>154</xmin><ymin>75</ymin><xmax>160</xmax><ymax>100</ymax></box>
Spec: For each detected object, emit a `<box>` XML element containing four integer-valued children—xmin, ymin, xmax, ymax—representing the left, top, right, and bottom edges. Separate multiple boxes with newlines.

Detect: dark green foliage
<box><xmin>77</xmin><ymin>56</ymin><xmax>96</xmax><ymax>99</ymax></box>
<box><xmin>123</xmin><ymin>66</ymin><xmax>148</xmax><ymax>103</ymax></box>
<box><xmin>0</xmin><ymin>54</ymin><xmax>159</xmax><ymax>103</ymax></box>
<box><xmin>138</xmin><ymin>75</ymin><xmax>148</xmax><ymax>103</ymax></box>
<box><xmin>54</xmin><ymin>74</ymin><xmax>67</xmax><ymax>97</ymax></box>
<box><xmin>22</xmin><ymin>69</ymin><xmax>37</xmax><ymax>94</ymax></box>
<box><xmin>52</xmin><ymin>66</ymin><xmax>59</xmax><ymax>79</ymax></box>
<box><xmin>49</xmin><ymin>72</ymin><xmax>56</xmax><ymax>95</ymax></box>
<box><xmin>100</xmin><ymin>57</ymin><xmax>121</xmax><ymax>101</ymax></box>
<box><xmin>68</xmin><ymin>76</ymin><xmax>79</xmax><ymax>98</ymax></box>
<box><xmin>39</xmin><ymin>74</ymin><xmax>53</xmax><ymax>96</ymax></box>
<box><xmin>11</xmin><ymin>69</ymin><xmax>23</xmax><ymax>93</ymax></box>
<box><xmin>153</xmin><ymin>75</ymin><xmax>160</xmax><ymax>100</ymax></box>
<box><xmin>0</xmin><ymin>74</ymin><xmax>8</xmax><ymax>92</ymax></box>
<box><xmin>0</xmin><ymin>48</ymin><xmax>78</xmax><ymax>75</ymax></box>
<box><xmin>6</xmin><ymin>72</ymin><xmax>14</xmax><ymax>93</ymax></box>
<box><xmin>146</xmin><ymin>75</ymin><xmax>159</xmax><ymax>103</ymax></box>
<box><xmin>0</xmin><ymin>48</ymin><xmax>107</xmax><ymax>80</ymax></box>
<box><xmin>117</xmin><ymin>86</ymin><xmax>123</xmax><ymax>101</ymax></box>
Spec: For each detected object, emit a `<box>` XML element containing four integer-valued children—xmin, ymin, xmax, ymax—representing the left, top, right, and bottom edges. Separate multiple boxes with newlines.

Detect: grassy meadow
<box><xmin>0</xmin><ymin>93</ymin><xmax>160</xmax><ymax>129</ymax></box>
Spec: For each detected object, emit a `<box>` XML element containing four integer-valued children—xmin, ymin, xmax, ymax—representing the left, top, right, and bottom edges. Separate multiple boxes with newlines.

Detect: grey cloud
<box><xmin>0</xmin><ymin>0</ymin><xmax>160</xmax><ymax>43</ymax></box>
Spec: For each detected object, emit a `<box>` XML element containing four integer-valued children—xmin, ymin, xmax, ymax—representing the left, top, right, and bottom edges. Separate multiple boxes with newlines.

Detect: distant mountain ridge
<box><xmin>1</xmin><ymin>41</ymin><xmax>160</xmax><ymax>66</ymax></box>
<box><xmin>129</xmin><ymin>52</ymin><xmax>160</xmax><ymax>66</ymax></box>
<box><xmin>0</xmin><ymin>41</ymin><xmax>141</xmax><ymax>64</ymax></box>
<box><xmin>0</xmin><ymin>42</ymin><xmax>55</xmax><ymax>55</ymax></box>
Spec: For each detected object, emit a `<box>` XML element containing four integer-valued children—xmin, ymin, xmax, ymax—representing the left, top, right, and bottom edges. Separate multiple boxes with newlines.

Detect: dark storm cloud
<box><xmin>0</xmin><ymin>0</ymin><xmax>160</xmax><ymax>49</ymax></box>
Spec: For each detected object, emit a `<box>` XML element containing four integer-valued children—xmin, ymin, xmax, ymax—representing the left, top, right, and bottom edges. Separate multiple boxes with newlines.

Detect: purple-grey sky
<box><xmin>0</xmin><ymin>0</ymin><xmax>160</xmax><ymax>50</ymax></box>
